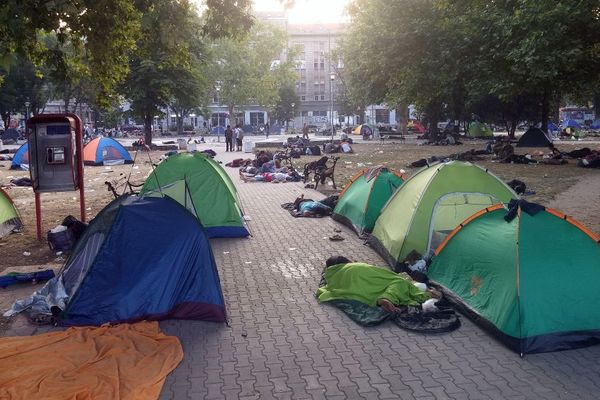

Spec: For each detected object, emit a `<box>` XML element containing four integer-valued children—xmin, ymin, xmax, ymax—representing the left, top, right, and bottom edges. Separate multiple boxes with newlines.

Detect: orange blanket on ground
<box><xmin>0</xmin><ymin>321</ymin><xmax>183</xmax><ymax>400</ymax></box>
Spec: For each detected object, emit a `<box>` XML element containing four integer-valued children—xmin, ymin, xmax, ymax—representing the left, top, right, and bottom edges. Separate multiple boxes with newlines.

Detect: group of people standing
<box><xmin>224</xmin><ymin>125</ymin><xmax>245</xmax><ymax>152</ymax></box>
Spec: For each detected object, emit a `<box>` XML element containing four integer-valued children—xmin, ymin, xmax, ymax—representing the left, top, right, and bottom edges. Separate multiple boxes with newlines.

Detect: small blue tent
<box><xmin>57</xmin><ymin>195</ymin><xmax>226</xmax><ymax>325</ymax></box>
<box><xmin>10</xmin><ymin>142</ymin><xmax>29</xmax><ymax>170</ymax></box>
<box><xmin>561</xmin><ymin>119</ymin><xmax>581</xmax><ymax>129</ymax></box>
<box><xmin>591</xmin><ymin>120</ymin><xmax>600</xmax><ymax>130</ymax></box>
<box><xmin>547</xmin><ymin>122</ymin><xmax>559</xmax><ymax>133</ymax></box>
<box><xmin>83</xmin><ymin>137</ymin><xmax>133</xmax><ymax>166</ymax></box>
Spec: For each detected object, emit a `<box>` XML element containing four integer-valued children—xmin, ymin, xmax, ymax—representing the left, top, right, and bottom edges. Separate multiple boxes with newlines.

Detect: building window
<box><xmin>249</xmin><ymin>112</ymin><xmax>265</xmax><ymax>126</ymax></box>
<box><xmin>211</xmin><ymin>113</ymin><xmax>227</xmax><ymax>127</ymax></box>
<box><xmin>301</xmin><ymin>96</ymin><xmax>306</xmax><ymax>101</ymax></box>
<box><xmin>236</xmin><ymin>113</ymin><xmax>245</xmax><ymax>125</ymax></box>
<box><xmin>376</xmin><ymin>109</ymin><xmax>390</xmax><ymax>124</ymax></box>
<box><xmin>314</xmin><ymin>95</ymin><xmax>319</xmax><ymax>101</ymax></box>
<box><xmin>171</xmin><ymin>117</ymin><xmax>176</xmax><ymax>124</ymax></box>
<box><xmin>321</xmin><ymin>95</ymin><xmax>325</xmax><ymax>101</ymax></box>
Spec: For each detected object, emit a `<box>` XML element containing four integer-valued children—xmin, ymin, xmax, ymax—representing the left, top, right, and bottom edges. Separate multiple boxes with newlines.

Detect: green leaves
<box><xmin>206</xmin><ymin>21</ymin><xmax>295</xmax><ymax>117</ymax></box>
<box><xmin>338</xmin><ymin>0</ymin><xmax>600</xmax><ymax>130</ymax></box>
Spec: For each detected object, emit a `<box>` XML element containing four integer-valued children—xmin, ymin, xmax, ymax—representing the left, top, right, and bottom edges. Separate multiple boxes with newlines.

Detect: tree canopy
<box><xmin>341</xmin><ymin>0</ymin><xmax>600</xmax><ymax>136</ymax></box>
<box><xmin>206</xmin><ymin>21</ymin><xmax>297</xmax><ymax>126</ymax></box>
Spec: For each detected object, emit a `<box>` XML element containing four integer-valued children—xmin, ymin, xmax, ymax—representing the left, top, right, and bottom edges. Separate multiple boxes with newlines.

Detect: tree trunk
<box><xmin>176</xmin><ymin>115</ymin><xmax>184</xmax><ymax>135</ymax></box>
<box><xmin>397</xmin><ymin>104</ymin><xmax>407</xmax><ymax>136</ymax></box>
<box><xmin>594</xmin><ymin>94</ymin><xmax>600</xmax><ymax>118</ymax></box>
<box><xmin>63</xmin><ymin>90</ymin><xmax>71</xmax><ymax>113</ymax></box>
<box><xmin>228</xmin><ymin>105</ymin><xmax>235</xmax><ymax>127</ymax></box>
<box><xmin>541</xmin><ymin>88</ymin><xmax>550</xmax><ymax>133</ymax></box>
<box><xmin>144</xmin><ymin>113</ymin><xmax>153</xmax><ymax>145</ymax></box>
<box><xmin>452</xmin><ymin>81</ymin><xmax>463</xmax><ymax>135</ymax></box>
<box><xmin>426</xmin><ymin>101</ymin><xmax>441</xmax><ymax>140</ymax></box>
<box><xmin>508</xmin><ymin>117</ymin><xmax>517</xmax><ymax>139</ymax></box>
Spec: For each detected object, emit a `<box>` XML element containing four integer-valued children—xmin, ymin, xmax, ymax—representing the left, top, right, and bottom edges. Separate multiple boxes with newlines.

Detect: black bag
<box><xmin>309</xmin><ymin>146</ymin><xmax>321</xmax><ymax>156</ymax></box>
<box><xmin>47</xmin><ymin>228</ymin><xmax>76</xmax><ymax>251</ymax></box>
<box><xmin>62</xmin><ymin>215</ymin><xmax>87</xmax><ymax>241</ymax></box>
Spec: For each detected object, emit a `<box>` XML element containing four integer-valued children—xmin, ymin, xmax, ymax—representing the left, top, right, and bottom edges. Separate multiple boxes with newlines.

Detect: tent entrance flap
<box><xmin>142</xmin><ymin>180</ymin><xmax>199</xmax><ymax>220</ymax></box>
<box><xmin>428</xmin><ymin>192</ymin><xmax>500</xmax><ymax>255</ymax></box>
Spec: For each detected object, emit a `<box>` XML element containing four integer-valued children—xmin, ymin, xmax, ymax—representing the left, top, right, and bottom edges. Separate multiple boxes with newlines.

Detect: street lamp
<box><xmin>330</xmin><ymin>72</ymin><xmax>335</xmax><ymax>143</ymax></box>
<box><xmin>290</xmin><ymin>102</ymin><xmax>295</xmax><ymax>132</ymax></box>
<box><xmin>215</xmin><ymin>83</ymin><xmax>221</xmax><ymax>142</ymax></box>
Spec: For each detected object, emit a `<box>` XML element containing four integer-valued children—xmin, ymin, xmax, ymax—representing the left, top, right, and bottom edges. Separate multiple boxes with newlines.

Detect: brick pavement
<box><xmin>159</xmin><ymin>144</ymin><xmax>600</xmax><ymax>400</ymax></box>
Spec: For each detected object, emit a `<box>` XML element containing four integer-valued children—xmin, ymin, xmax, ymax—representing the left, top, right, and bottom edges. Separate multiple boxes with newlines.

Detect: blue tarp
<box><xmin>10</xmin><ymin>143</ymin><xmax>29</xmax><ymax>170</ymax></box>
<box><xmin>591</xmin><ymin>120</ymin><xmax>600</xmax><ymax>130</ymax></box>
<box><xmin>61</xmin><ymin>196</ymin><xmax>226</xmax><ymax>325</ymax></box>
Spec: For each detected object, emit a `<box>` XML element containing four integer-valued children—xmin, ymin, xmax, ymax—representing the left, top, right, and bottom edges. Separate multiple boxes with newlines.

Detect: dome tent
<box><xmin>516</xmin><ymin>127</ymin><xmax>552</xmax><ymax>147</ymax></box>
<box><xmin>10</xmin><ymin>142</ymin><xmax>29</xmax><ymax>170</ymax></box>
<box><xmin>466</xmin><ymin>121</ymin><xmax>493</xmax><ymax>138</ymax></box>
<box><xmin>369</xmin><ymin>161</ymin><xmax>516</xmax><ymax>267</ymax></box>
<box><xmin>332</xmin><ymin>166</ymin><xmax>405</xmax><ymax>235</ymax></box>
<box><xmin>140</xmin><ymin>152</ymin><xmax>249</xmax><ymax>238</ymax></box>
<box><xmin>7</xmin><ymin>195</ymin><xmax>226</xmax><ymax>325</ymax></box>
<box><xmin>0</xmin><ymin>188</ymin><xmax>23</xmax><ymax>238</ymax></box>
<box><xmin>83</xmin><ymin>137</ymin><xmax>133</xmax><ymax>166</ymax></box>
<box><xmin>428</xmin><ymin>202</ymin><xmax>600</xmax><ymax>354</ymax></box>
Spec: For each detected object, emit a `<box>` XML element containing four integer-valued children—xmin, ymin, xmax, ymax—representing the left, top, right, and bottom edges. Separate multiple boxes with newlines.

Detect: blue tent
<box><xmin>547</xmin><ymin>122</ymin><xmax>559</xmax><ymax>132</ymax></box>
<box><xmin>83</xmin><ymin>137</ymin><xmax>133</xmax><ymax>166</ymax></box>
<box><xmin>591</xmin><ymin>120</ymin><xmax>600</xmax><ymax>130</ymax></box>
<box><xmin>10</xmin><ymin>143</ymin><xmax>29</xmax><ymax>170</ymax></box>
<box><xmin>56</xmin><ymin>195</ymin><xmax>226</xmax><ymax>325</ymax></box>
<box><xmin>561</xmin><ymin>119</ymin><xmax>581</xmax><ymax>129</ymax></box>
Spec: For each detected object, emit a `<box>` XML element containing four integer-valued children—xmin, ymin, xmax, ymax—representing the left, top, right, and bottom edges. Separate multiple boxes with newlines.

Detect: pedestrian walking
<box><xmin>265</xmin><ymin>122</ymin><xmax>270</xmax><ymax>139</ymax></box>
<box><xmin>302</xmin><ymin>123</ymin><xmax>309</xmax><ymax>140</ymax></box>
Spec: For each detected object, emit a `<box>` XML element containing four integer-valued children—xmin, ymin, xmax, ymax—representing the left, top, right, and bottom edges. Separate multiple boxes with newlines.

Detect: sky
<box><xmin>252</xmin><ymin>0</ymin><xmax>351</xmax><ymax>24</ymax></box>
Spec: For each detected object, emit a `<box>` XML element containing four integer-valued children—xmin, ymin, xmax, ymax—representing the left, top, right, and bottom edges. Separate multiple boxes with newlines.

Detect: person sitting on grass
<box><xmin>317</xmin><ymin>256</ymin><xmax>440</xmax><ymax>313</ymax></box>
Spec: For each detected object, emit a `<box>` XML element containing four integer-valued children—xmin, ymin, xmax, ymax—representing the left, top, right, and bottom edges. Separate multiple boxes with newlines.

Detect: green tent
<box><xmin>0</xmin><ymin>188</ymin><xmax>22</xmax><ymax>238</ymax></box>
<box><xmin>369</xmin><ymin>161</ymin><xmax>516</xmax><ymax>266</ymax></box>
<box><xmin>467</xmin><ymin>121</ymin><xmax>494</xmax><ymax>138</ymax></box>
<box><xmin>428</xmin><ymin>204</ymin><xmax>600</xmax><ymax>354</ymax></box>
<box><xmin>140</xmin><ymin>153</ymin><xmax>249</xmax><ymax>238</ymax></box>
<box><xmin>332</xmin><ymin>166</ymin><xmax>404</xmax><ymax>235</ymax></box>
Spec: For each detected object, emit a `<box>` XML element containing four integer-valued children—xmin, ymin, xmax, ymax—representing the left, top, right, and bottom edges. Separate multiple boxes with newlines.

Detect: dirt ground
<box><xmin>1</xmin><ymin>139</ymin><xmax>599</xmax><ymax>273</ymax></box>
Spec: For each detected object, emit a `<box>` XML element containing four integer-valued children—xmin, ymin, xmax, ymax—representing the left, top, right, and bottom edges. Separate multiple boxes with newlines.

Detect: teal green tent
<box><xmin>467</xmin><ymin>121</ymin><xmax>493</xmax><ymax>138</ymax></box>
<box><xmin>429</xmin><ymin>203</ymin><xmax>600</xmax><ymax>354</ymax></box>
<box><xmin>369</xmin><ymin>161</ymin><xmax>516</xmax><ymax>267</ymax></box>
<box><xmin>140</xmin><ymin>153</ymin><xmax>249</xmax><ymax>238</ymax></box>
<box><xmin>332</xmin><ymin>166</ymin><xmax>404</xmax><ymax>235</ymax></box>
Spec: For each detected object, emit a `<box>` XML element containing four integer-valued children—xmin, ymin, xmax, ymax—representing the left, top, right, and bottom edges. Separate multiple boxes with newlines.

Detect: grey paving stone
<box><xmin>149</xmin><ymin>149</ymin><xmax>600</xmax><ymax>400</ymax></box>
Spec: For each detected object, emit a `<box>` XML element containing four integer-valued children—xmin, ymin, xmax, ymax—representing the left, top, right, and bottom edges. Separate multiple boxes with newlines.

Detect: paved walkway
<box><xmin>159</xmin><ymin>144</ymin><xmax>600</xmax><ymax>400</ymax></box>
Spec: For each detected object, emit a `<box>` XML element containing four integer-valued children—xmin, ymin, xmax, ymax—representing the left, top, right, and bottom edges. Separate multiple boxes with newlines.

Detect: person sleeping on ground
<box><xmin>316</xmin><ymin>256</ymin><xmax>440</xmax><ymax>313</ymax></box>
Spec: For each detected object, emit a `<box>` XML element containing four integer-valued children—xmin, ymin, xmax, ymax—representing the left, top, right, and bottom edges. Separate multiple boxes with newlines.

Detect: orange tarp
<box><xmin>0</xmin><ymin>321</ymin><xmax>183</xmax><ymax>400</ymax></box>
